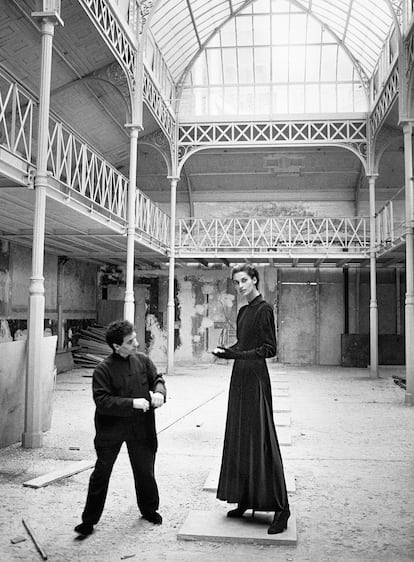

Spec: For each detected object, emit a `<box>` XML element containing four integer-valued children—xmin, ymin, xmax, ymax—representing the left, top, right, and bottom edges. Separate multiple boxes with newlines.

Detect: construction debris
<box><xmin>392</xmin><ymin>375</ymin><xmax>406</xmax><ymax>390</ymax></box>
<box><xmin>22</xmin><ymin>519</ymin><xmax>47</xmax><ymax>560</ymax></box>
<box><xmin>23</xmin><ymin>460</ymin><xmax>94</xmax><ymax>489</ymax></box>
<box><xmin>71</xmin><ymin>325</ymin><xmax>110</xmax><ymax>367</ymax></box>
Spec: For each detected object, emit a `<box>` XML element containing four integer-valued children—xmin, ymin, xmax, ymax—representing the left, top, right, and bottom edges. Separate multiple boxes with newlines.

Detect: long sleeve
<box><xmin>221</xmin><ymin>302</ymin><xmax>276</xmax><ymax>360</ymax></box>
<box><xmin>93</xmin><ymin>362</ymin><xmax>134</xmax><ymax>416</ymax></box>
<box><xmin>145</xmin><ymin>355</ymin><xmax>167</xmax><ymax>401</ymax></box>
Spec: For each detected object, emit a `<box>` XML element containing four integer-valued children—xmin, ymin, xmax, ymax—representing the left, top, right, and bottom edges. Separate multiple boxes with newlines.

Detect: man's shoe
<box><xmin>142</xmin><ymin>511</ymin><xmax>162</xmax><ymax>524</ymax></box>
<box><xmin>74</xmin><ymin>522</ymin><xmax>94</xmax><ymax>536</ymax></box>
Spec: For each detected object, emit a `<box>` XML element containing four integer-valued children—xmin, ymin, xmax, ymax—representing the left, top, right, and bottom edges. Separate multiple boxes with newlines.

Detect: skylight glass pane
<box><xmin>256</xmin><ymin>86</ymin><xmax>271</xmax><ymax>113</ymax></box>
<box><xmin>254</xmin><ymin>0</ymin><xmax>271</xmax><ymax>13</ymax></box>
<box><xmin>320</xmin><ymin>83</ymin><xmax>336</xmax><ymax>112</ymax></box>
<box><xmin>272</xmin><ymin>84</ymin><xmax>288</xmax><ymax>113</ymax></box>
<box><xmin>272</xmin><ymin>14</ymin><xmax>289</xmax><ymax>44</ymax></box>
<box><xmin>272</xmin><ymin>46</ymin><xmax>289</xmax><ymax>82</ymax></box>
<box><xmin>224</xmin><ymin>86</ymin><xmax>238</xmax><ymax>113</ymax></box>
<box><xmin>289</xmin><ymin>46</ymin><xmax>306</xmax><ymax>82</ymax></box>
<box><xmin>337</xmin><ymin>84</ymin><xmax>354</xmax><ymax>112</ymax></box>
<box><xmin>209</xmin><ymin>87</ymin><xmax>223</xmax><ymax>114</ymax></box>
<box><xmin>236</xmin><ymin>16</ymin><xmax>253</xmax><ymax>45</ymax></box>
<box><xmin>294</xmin><ymin>14</ymin><xmax>307</xmax><ymax>41</ymax></box>
<box><xmin>238</xmin><ymin>47</ymin><xmax>254</xmax><ymax>82</ymax></box>
<box><xmin>305</xmin><ymin>84</ymin><xmax>320</xmax><ymax>112</ymax></box>
<box><xmin>207</xmin><ymin>49</ymin><xmax>223</xmax><ymax>83</ymax></box>
<box><xmin>253</xmin><ymin>15</ymin><xmax>270</xmax><ymax>45</ymax></box>
<box><xmin>271</xmin><ymin>0</ymin><xmax>292</xmax><ymax>13</ymax></box>
<box><xmin>307</xmin><ymin>17</ymin><xmax>322</xmax><ymax>43</ymax></box>
<box><xmin>306</xmin><ymin>45</ymin><xmax>321</xmax><ymax>81</ymax></box>
<box><xmin>337</xmin><ymin>49</ymin><xmax>354</xmax><ymax>81</ymax></box>
<box><xmin>254</xmin><ymin>47</ymin><xmax>271</xmax><ymax>82</ymax></box>
<box><xmin>320</xmin><ymin>45</ymin><xmax>337</xmax><ymax>81</ymax></box>
<box><xmin>239</xmin><ymin>86</ymin><xmax>255</xmax><ymax>113</ymax></box>
<box><xmin>290</xmin><ymin>84</ymin><xmax>305</xmax><ymax>112</ymax></box>
<box><xmin>221</xmin><ymin>19</ymin><xmax>236</xmax><ymax>47</ymax></box>
<box><xmin>223</xmin><ymin>48</ymin><xmax>238</xmax><ymax>82</ymax></box>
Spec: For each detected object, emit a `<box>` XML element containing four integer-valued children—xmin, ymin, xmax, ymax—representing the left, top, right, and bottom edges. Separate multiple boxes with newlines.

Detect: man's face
<box><xmin>114</xmin><ymin>331</ymin><xmax>139</xmax><ymax>358</ymax></box>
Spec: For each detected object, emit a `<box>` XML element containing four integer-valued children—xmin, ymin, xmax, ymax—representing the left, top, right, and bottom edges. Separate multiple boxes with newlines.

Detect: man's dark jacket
<box><xmin>92</xmin><ymin>351</ymin><xmax>166</xmax><ymax>446</ymax></box>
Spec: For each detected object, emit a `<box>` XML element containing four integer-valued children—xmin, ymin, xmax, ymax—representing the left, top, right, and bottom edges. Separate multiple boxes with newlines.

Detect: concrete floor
<box><xmin>0</xmin><ymin>362</ymin><xmax>413</xmax><ymax>561</ymax></box>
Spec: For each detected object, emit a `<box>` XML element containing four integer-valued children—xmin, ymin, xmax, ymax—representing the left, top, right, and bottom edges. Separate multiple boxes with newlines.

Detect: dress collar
<box><xmin>248</xmin><ymin>294</ymin><xmax>263</xmax><ymax>306</ymax></box>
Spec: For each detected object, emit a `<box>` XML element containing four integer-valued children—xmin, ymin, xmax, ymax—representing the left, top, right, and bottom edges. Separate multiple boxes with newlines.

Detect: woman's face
<box><xmin>232</xmin><ymin>271</ymin><xmax>258</xmax><ymax>301</ymax></box>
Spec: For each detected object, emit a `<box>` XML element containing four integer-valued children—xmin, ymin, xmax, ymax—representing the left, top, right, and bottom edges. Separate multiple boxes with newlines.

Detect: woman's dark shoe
<box><xmin>227</xmin><ymin>505</ymin><xmax>248</xmax><ymax>518</ymax></box>
<box><xmin>267</xmin><ymin>508</ymin><xmax>290</xmax><ymax>534</ymax></box>
<box><xmin>74</xmin><ymin>522</ymin><xmax>94</xmax><ymax>536</ymax></box>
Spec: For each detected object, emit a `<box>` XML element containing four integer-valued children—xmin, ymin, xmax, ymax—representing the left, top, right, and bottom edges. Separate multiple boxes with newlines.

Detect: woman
<box><xmin>212</xmin><ymin>264</ymin><xmax>290</xmax><ymax>534</ymax></box>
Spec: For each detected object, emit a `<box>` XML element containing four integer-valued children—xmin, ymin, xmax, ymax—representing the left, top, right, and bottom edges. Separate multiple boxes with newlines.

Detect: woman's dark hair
<box><xmin>231</xmin><ymin>263</ymin><xmax>260</xmax><ymax>289</ymax></box>
<box><xmin>105</xmin><ymin>320</ymin><xmax>134</xmax><ymax>350</ymax></box>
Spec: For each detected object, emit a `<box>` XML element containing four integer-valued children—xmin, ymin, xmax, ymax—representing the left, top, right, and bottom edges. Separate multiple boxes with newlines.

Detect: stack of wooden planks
<box><xmin>71</xmin><ymin>325</ymin><xmax>110</xmax><ymax>367</ymax></box>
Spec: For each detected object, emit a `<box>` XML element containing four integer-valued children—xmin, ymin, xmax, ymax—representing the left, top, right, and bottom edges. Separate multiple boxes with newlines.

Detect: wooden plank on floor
<box><xmin>272</xmin><ymin>389</ymin><xmax>290</xmax><ymax>397</ymax></box>
<box><xmin>177</xmin><ymin>509</ymin><xmax>297</xmax><ymax>545</ymax></box>
<box><xmin>274</xmin><ymin>413</ymin><xmax>291</xmax><ymax>426</ymax></box>
<box><xmin>276</xmin><ymin>426</ymin><xmax>292</xmax><ymax>445</ymax></box>
<box><xmin>273</xmin><ymin>400</ymin><xmax>292</xmax><ymax>413</ymax></box>
<box><xmin>23</xmin><ymin>460</ymin><xmax>94</xmax><ymax>488</ymax></box>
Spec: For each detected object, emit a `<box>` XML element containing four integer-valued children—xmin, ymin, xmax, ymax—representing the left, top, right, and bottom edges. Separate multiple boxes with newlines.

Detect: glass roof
<box><xmin>148</xmin><ymin>0</ymin><xmax>400</xmax><ymax>118</ymax></box>
<box><xmin>149</xmin><ymin>0</ymin><xmax>398</xmax><ymax>85</ymax></box>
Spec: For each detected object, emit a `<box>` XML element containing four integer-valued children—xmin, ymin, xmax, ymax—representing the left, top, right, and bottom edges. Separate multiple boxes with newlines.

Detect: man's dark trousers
<box><xmin>81</xmin><ymin>432</ymin><xmax>159</xmax><ymax>525</ymax></box>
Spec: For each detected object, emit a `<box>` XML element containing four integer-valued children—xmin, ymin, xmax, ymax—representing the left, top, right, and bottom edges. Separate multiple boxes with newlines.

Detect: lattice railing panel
<box><xmin>0</xmin><ymin>77</ymin><xmax>34</xmax><ymax>163</ymax></box>
<box><xmin>376</xmin><ymin>199</ymin><xmax>407</xmax><ymax>249</ymax></box>
<box><xmin>177</xmin><ymin>217</ymin><xmax>369</xmax><ymax>253</ymax></box>
<box><xmin>79</xmin><ymin>0</ymin><xmax>136</xmax><ymax>83</ymax></box>
<box><xmin>136</xmin><ymin>190</ymin><xmax>170</xmax><ymax>249</ymax></box>
<box><xmin>370</xmin><ymin>61</ymin><xmax>399</xmax><ymax>134</ymax></box>
<box><xmin>179</xmin><ymin>119</ymin><xmax>367</xmax><ymax>146</ymax></box>
<box><xmin>142</xmin><ymin>70</ymin><xmax>175</xmax><ymax>142</ymax></box>
<box><xmin>47</xmin><ymin>120</ymin><xmax>128</xmax><ymax>220</ymax></box>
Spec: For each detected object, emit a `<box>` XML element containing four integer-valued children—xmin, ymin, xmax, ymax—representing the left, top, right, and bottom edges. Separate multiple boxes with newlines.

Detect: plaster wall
<box><xmin>193</xmin><ymin>200</ymin><xmax>355</xmax><ymax>219</ymax></box>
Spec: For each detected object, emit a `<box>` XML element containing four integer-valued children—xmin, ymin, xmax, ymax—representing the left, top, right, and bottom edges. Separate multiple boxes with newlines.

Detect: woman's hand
<box><xmin>150</xmin><ymin>391</ymin><xmax>164</xmax><ymax>408</ymax></box>
<box><xmin>133</xmin><ymin>398</ymin><xmax>150</xmax><ymax>411</ymax></box>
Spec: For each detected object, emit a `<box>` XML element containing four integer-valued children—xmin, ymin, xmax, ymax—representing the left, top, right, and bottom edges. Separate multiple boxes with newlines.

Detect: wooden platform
<box><xmin>177</xmin><ymin>509</ymin><xmax>297</xmax><ymax>545</ymax></box>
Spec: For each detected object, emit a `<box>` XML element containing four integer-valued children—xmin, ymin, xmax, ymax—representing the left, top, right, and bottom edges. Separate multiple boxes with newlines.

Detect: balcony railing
<box><xmin>177</xmin><ymin>217</ymin><xmax>369</xmax><ymax>254</ymax></box>
<box><xmin>136</xmin><ymin>190</ymin><xmax>170</xmax><ymax>250</ymax></box>
<box><xmin>376</xmin><ymin>188</ymin><xmax>407</xmax><ymax>250</ymax></box>
<box><xmin>0</xmin><ymin>69</ymin><xmax>170</xmax><ymax>251</ymax></box>
<box><xmin>0</xmin><ymin>74</ymin><xmax>34</xmax><ymax>164</ymax></box>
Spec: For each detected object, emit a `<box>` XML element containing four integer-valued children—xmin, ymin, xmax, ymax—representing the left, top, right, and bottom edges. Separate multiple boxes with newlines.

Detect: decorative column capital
<box><xmin>125</xmin><ymin>123</ymin><xmax>143</xmax><ymax>132</ymax></box>
<box><xmin>31</xmin><ymin>10</ymin><xmax>64</xmax><ymax>27</ymax></box>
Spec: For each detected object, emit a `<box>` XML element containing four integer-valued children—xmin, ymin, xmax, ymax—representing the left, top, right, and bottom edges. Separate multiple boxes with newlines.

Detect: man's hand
<box><xmin>133</xmin><ymin>398</ymin><xmax>150</xmax><ymax>412</ymax></box>
<box><xmin>149</xmin><ymin>391</ymin><xmax>164</xmax><ymax>409</ymax></box>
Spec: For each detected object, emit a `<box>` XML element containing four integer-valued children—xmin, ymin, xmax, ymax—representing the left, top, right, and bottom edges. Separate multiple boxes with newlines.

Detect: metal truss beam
<box><xmin>178</xmin><ymin>119</ymin><xmax>367</xmax><ymax>165</ymax></box>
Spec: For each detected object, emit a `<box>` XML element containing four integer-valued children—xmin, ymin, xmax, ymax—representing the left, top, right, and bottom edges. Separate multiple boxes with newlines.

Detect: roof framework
<box><xmin>149</xmin><ymin>0</ymin><xmax>400</xmax><ymax>118</ymax></box>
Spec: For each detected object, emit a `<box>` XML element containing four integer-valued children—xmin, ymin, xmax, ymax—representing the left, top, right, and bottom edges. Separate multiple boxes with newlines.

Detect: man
<box><xmin>74</xmin><ymin>320</ymin><xmax>166</xmax><ymax>536</ymax></box>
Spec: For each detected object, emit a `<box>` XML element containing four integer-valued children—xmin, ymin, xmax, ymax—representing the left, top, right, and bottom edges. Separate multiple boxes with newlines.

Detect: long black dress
<box><xmin>216</xmin><ymin>294</ymin><xmax>289</xmax><ymax>512</ymax></box>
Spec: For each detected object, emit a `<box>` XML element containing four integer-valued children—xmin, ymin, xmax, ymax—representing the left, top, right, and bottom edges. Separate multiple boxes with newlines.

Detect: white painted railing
<box><xmin>136</xmin><ymin>190</ymin><xmax>170</xmax><ymax>249</ymax></box>
<box><xmin>0</xmin><ymin>75</ymin><xmax>34</xmax><ymax>164</ymax></box>
<box><xmin>47</xmin><ymin>120</ymin><xmax>129</xmax><ymax>220</ymax></box>
<box><xmin>177</xmin><ymin>217</ymin><xmax>369</xmax><ymax>253</ymax></box>
<box><xmin>376</xmin><ymin>189</ymin><xmax>406</xmax><ymax>249</ymax></box>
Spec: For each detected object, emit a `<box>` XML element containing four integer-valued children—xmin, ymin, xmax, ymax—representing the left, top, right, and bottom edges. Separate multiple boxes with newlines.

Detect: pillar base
<box><xmin>22</xmin><ymin>432</ymin><xmax>43</xmax><ymax>449</ymax></box>
<box><xmin>404</xmin><ymin>392</ymin><xmax>414</xmax><ymax>406</ymax></box>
